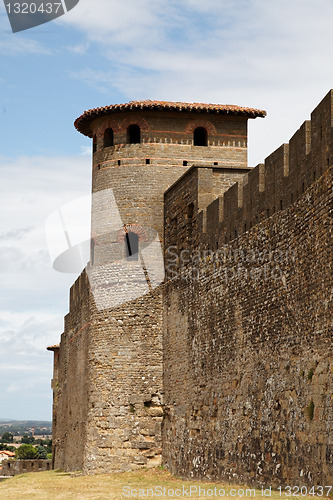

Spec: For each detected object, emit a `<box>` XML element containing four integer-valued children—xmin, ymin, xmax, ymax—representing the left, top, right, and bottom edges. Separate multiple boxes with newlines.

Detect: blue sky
<box><xmin>1</xmin><ymin>0</ymin><xmax>333</xmax><ymax>420</ymax></box>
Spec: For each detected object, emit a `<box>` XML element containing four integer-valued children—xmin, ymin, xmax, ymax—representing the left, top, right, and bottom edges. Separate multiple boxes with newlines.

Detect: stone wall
<box><xmin>52</xmin><ymin>270</ymin><xmax>91</xmax><ymax>471</ymax></box>
<box><xmin>162</xmin><ymin>91</ymin><xmax>333</xmax><ymax>486</ymax></box>
<box><xmin>1</xmin><ymin>460</ymin><xmax>52</xmax><ymax>476</ymax></box>
<box><xmin>51</xmin><ymin>107</ymin><xmax>255</xmax><ymax>473</ymax></box>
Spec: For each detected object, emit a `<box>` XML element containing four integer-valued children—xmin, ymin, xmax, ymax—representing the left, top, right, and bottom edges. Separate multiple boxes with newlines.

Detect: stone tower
<box><xmin>48</xmin><ymin>100</ymin><xmax>265</xmax><ymax>473</ymax></box>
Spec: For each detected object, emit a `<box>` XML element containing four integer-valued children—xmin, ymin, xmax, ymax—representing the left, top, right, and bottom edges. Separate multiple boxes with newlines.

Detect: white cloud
<box><xmin>68</xmin><ymin>41</ymin><xmax>90</xmax><ymax>55</ymax></box>
<box><xmin>62</xmin><ymin>0</ymin><xmax>333</xmax><ymax>166</ymax></box>
<box><xmin>0</xmin><ymin>153</ymin><xmax>92</xmax><ymax>418</ymax></box>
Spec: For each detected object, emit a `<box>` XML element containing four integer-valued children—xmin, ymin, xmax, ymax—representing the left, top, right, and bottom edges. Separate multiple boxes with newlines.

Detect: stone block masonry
<box><xmin>163</xmin><ymin>91</ymin><xmax>333</xmax><ymax>486</ymax></box>
<box><xmin>49</xmin><ymin>100</ymin><xmax>262</xmax><ymax>473</ymax></box>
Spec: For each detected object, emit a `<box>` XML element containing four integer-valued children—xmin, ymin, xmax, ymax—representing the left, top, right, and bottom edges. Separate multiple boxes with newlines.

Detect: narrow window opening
<box><xmin>193</xmin><ymin>127</ymin><xmax>207</xmax><ymax>146</ymax></box>
<box><xmin>97</xmin><ymin>164</ymin><xmax>100</xmax><ymax>170</ymax></box>
<box><xmin>214</xmin><ymin>162</ymin><xmax>218</xmax><ymax>165</ymax></box>
<box><xmin>327</xmin><ymin>157</ymin><xmax>330</xmax><ymax>166</ymax></box>
<box><xmin>127</xmin><ymin>124</ymin><xmax>141</xmax><ymax>144</ymax></box>
<box><xmin>313</xmin><ymin>171</ymin><xmax>316</xmax><ymax>181</ymax></box>
<box><xmin>302</xmin><ymin>182</ymin><xmax>305</xmax><ymax>193</ymax></box>
<box><xmin>244</xmin><ymin>223</ymin><xmax>247</xmax><ymax>232</ymax></box>
<box><xmin>280</xmin><ymin>200</ymin><xmax>283</xmax><ymax>210</ymax></box>
<box><xmin>234</xmin><ymin>229</ymin><xmax>238</xmax><ymax>238</ymax></box>
<box><xmin>118</xmin><ymin>160</ymin><xmax>121</xmax><ymax>166</ymax></box>
<box><xmin>267</xmin><ymin>208</ymin><xmax>270</xmax><ymax>218</ymax></box>
<box><xmin>146</xmin><ymin>159</ymin><xmax>150</xmax><ymax>165</ymax></box>
<box><xmin>183</xmin><ymin>160</ymin><xmax>188</xmax><ymax>166</ymax></box>
<box><xmin>187</xmin><ymin>203</ymin><xmax>194</xmax><ymax>243</ymax></box>
<box><xmin>91</xmin><ymin>239</ymin><xmax>95</xmax><ymax>265</ymax></box>
<box><xmin>93</xmin><ymin>135</ymin><xmax>97</xmax><ymax>153</ymax></box>
<box><xmin>103</xmin><ymin>128</ymin><xmax>114</xmax><ymax>147</ymax></box>
<box><xmin>125</xmin><ymin>232</ymin><xmax>139</xmax><ymax>261</ymax></box>
<box><xmin>188</xmin><ymin>202</ymin><xmax>194</xmax><ymax>220</ymax></box>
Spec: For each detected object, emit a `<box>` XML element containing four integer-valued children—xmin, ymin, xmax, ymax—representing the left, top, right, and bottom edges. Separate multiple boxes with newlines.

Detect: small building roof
<box><xmin>74</xmin><ymin>99</ymin><xmax>267</xmax><ymax>137</ymax></box>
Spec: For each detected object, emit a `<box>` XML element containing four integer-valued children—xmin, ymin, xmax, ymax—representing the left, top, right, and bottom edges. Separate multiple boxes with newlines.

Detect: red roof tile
<box><xmin>74</xmin><ymin>99</ymin><xmax>266</xmax><ymax>137</ymax></box>
<box><xmin>0</xmin><ymin>451</ymin><xmax>15</xmax><ymax>457</ymax></box>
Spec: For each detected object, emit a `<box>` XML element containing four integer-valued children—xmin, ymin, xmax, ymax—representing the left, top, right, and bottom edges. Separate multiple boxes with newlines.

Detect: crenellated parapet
<box><xmin>164</xmin><ymin>90</ymin><xmax>333</xmax><ymax>255</ymax></box>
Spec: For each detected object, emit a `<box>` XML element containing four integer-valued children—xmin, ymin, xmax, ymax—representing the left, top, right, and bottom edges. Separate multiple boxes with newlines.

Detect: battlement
<box><xmin>165</xmin><ymin>90</ymin><xmax>333</xmax><ymax>252</ymax></box>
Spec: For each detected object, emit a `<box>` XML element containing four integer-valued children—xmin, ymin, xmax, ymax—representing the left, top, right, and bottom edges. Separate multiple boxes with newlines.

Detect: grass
<box><xmin>0</xmin><ymin>468</ymin><xmax>321</xmax><ymax>500</ymax></box>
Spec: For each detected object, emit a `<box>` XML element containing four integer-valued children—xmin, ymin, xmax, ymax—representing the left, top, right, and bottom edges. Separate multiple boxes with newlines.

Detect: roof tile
<box><xmin>75</xmin><ymin>99</ymin><xmax>266</xmax><ymax>137</ymax></box>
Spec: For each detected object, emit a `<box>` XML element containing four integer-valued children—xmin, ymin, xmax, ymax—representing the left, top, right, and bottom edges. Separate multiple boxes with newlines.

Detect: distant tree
<box><xmin>21</xmin><ymin>435</ymin><xmax>35</xmax><ymax>444</ymax></box>
<box><xmin>15</xmin><ymin>444</ymin><xmax>38</xmax><ymax>460</ymax></box>
<box><xmin>35</xmin><ymin>445</ymin><xmax>47</xmax><ymax>459</ymax></box>
<box><xmin>46</xmin><ymin>439</ymin><xmax>52</xmax><ymax>454</ymax></box>
<box><xmin>1</xmin><ymin>432</ymin><xmax>13</xmax><ymax>443</ymax></box>
<box><xmin>6</xmin><ymin>445</ymin><xmax>16</xmax><ymax>453</ymax></box>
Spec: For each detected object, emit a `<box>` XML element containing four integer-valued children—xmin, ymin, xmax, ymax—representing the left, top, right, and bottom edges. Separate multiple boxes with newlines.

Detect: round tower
<box><xmin>52</xmin><ymin>100</ymin><xmax>265</xmax><ymax>474</ymax></box>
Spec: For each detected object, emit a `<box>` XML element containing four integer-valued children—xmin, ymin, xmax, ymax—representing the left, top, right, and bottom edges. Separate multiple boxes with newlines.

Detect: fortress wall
<box><xmin>82</xmin><ymin>287</ymin><xmax>164</xmax><ymax>474</ymax></box>
<box><xmin>164</xmin><ymin>166</ymin><xmax>249</xmax><ymax>266</ymax></box>
<box><xmin>53</xmin><ymin>270</ymin><xmax>91</xmax><ymax>471</ymax></box>
<box><xmin>163</xmin><ymin>166</ymin><xmax>333</xmax><ymax>486</ymax></box>
<box><xmin>187</xmin><ymin>90</ymin><xmax>333</xmax><ymax>246</ymax></box>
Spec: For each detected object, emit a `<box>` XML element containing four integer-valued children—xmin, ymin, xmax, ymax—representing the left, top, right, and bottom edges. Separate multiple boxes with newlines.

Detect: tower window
<box><xmin>104</xmin><ymin>128</ymin><xmax>114</xmax><ymax>147</ymax></box>
<box><xmin>125</xmin><ymin>232</ymin><xmax>139</xmax><ymax>261</ymax></box>
<box><xmin>127</xmin><ymin>125</ymin><xmax>141</xmax><ymax>144</ymax></box>
<box><xmin>193</xmin><ymin>127</ymin><xmax>207</xmax><ymax>146</ymax></box>
<box><xmin>91</xmin><ymin>239</ymin><xmax>95</xmax><ymax>265</ymax></box>
<box><xmin>93</xmin><ymin>134</ymin><xmax>97</xmax><ymax>153</ymax></box>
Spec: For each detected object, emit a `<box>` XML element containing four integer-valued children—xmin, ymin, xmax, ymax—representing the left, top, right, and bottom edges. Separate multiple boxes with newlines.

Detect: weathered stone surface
<box><xmin>49</xmin><ymin>92</ymin><xmax>332</xmax><ymax>486</ymax></box>
<box><xmin>50</xmin><ymin>105</ymin><xmax>252</xmax><ymax>473</ymax></box>
<box><xmin>163</xmin><ymin>91</ymin><xmax>333</xmax><ymax>487</ymax></box>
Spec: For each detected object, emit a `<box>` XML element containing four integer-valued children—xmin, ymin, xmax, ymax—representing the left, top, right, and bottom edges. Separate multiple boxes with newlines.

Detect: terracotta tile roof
<box><xmin>74</xmin><ymin>99</ymin><xmax>266</xmax><ymax>137</ymax></box>
<box><xmin>47</xmin><ymin>344</ymin><xmax>60</xmax><ymax>351</ymax></box>
<box><xmin>0</xmin><ymin>451</ymin><xmax>15</xmax><ymax>457</ymax></box>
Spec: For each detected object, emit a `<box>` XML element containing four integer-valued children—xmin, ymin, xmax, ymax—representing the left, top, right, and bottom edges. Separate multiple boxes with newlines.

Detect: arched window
<box><xmin>93</xmin><ymin>134</ymin><xmax>97</xmax><ymax>153</ymax></box>
<box><xmin>125</xmin><ymin>232</ymin><xmax>139</xmax><ymax>261</ymax></box>
<box><xmin>104</xmin><ymin>128</ymin><xmax>114</xmax><ymax>147</ymax></box>
<box><xmin>127</xmin><ymin>124</ymin><xmax>141</xmax><ymax>144</ymax></box>
<box><xmin>193</xmin><ymin>127</ymin><xmax>207</xmax><ymax>146</ymax></box>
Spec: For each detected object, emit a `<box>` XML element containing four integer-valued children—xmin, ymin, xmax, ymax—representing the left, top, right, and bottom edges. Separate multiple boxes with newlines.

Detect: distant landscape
<box><xmin>0</xmin><ymin>419</ymin><xmax>52</xmax><ymax>458</ymax></box>
<box><xmin>0</xmin><ymin>420</ymin><xmax>52</xmax><ymax>437</ymax></box>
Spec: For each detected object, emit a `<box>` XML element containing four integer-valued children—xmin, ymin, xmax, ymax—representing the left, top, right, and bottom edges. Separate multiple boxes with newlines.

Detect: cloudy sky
<box><xmin>1</xmin><ymin>0</ymin><xmax>333</xmax><ymax>421</ymax></box>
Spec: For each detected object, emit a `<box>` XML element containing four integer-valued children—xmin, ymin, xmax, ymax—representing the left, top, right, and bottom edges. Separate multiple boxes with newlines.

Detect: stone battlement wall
<box><xmin>165</xmin><ymin>90</ymin><xmax>333</xmax><ymax>252</ymax></box>
<box><xmin>162</xmin><ymin>92</ymin><xmax>333</xmax><ymax>486</ymax></box>
<box><xmin>53</xmin><ymin>270</ymin><xmax>91</xmax><ymax>471</ymax></box>
<box><xmin>1</xmin><ymin>460</ymin><xmax>52</xmax><ymax>476</ymax></box>
<box><xmin>163</xmin><ymin>167</ymin><xmax>333</xmax><ymax>485</ymax></box>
